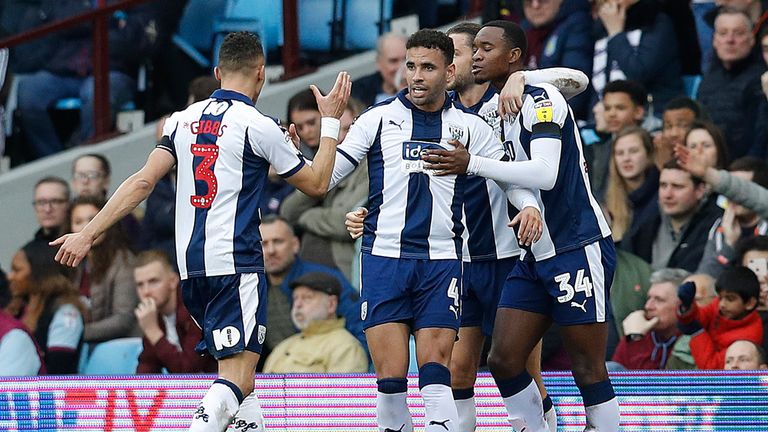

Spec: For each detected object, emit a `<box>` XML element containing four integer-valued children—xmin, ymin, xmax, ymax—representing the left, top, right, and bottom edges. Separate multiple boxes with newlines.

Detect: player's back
<box><xmin>161</xmin><ymin>89</ymin><xmax>304</xmax><ymax>279</ymax></box>
<box><xmin>507</xmin><ymin>83</ymin><xmax>611</xmax><ymax>260</ymax></box>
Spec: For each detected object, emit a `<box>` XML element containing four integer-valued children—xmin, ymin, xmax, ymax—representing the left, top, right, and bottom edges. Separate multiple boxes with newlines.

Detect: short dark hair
<box><xmin>217</xmin><ymin>31</ymin><xmax>264</xmax><ymax>73</ymax></box>
<box><xmin>685</xmin><ymin>120</ymin><xmax>729</xmax><ymax>169</ymax></box>
<box><xmin>261</xmin><ymin>214</ymin><xmax>296</xmax><ymax>235</ymax></box>
<box><xmin>287</xmin><ymin>88</ymin><xmax>318</xmax><ymax>122</ymax></box>
<box><xmin>663</xmin><ymin>97</ymin><xmax>708</xmax><ymax>121</ymax></box>
<box><xmin>603</xmin><ymin>80</ymin><xmax>648</xmax><ymax>107</ymax></box>
<box><xmin>35</xmin><ymin>176</ymin><xmax>71</xmax><ymax>198</ymax></box>
<box><xmin>662</xmin><ymin>158</ymin><xmax>704</xmax><ymax>187</ymax></box>
<box><xmin>733</xmin><ymin>235</ymin><xmax>768</xmax><ymax>267</ymax></box>
<box><xmin>446</xmin><ymin>22</ymin><xmax>482</xmax><ymax>41</ymax></box>
<box><xmin>188</xmin><ymin>76</ymin><xmax>220</xmax><ymax>103</ymax></box>
<box><xmin>74</xmin><ymin>153</ymin><xmax>111</xmax><ymax>177</ymax></box>
<box><xmin>716</xmin><ymin>266</ymin><xmax>760</xmax><ymax>304</ymax></box>
<box><xmin>406</xmin><ymin>29</ymin><xmax>454</xmax><ymax>66</ymax></box>
<box><xmin>482</xmin><ymin>20</ymin><xmax>528</xmax><ymax>61</ymax></box>
<box><xmin>728</xmin><ymin>156</ymin><xmax>768</xmax><ymax>189</ymax></box>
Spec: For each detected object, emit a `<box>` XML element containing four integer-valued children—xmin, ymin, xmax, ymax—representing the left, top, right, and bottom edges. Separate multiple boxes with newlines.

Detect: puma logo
<box><xmin>389</xmin><ymin>119</ymin><xmax>405</xmax><ymax>130</ymax></box>
<box><xmin>194</xmin><ymin>406</ymin><xmax>209</xmax><ymax>423</ymax></box>
<box><xmin>384</xmin><ymin>425</ymin><xmax>406</xmax><ymax>432</ymax></box>
<box><xmin>429</xmin><ymin>419</ymin><xmax>451</xmax><ymax>430</ymax></box>
<box><xmin>571</xmin><ymin>299</ymin><xmax>587</xmax><ymax>313</ymax></box>
<box><xmin>449</xmin><ymin>305</ymin><xmax>459</xmax><ymax>320</ymax></box>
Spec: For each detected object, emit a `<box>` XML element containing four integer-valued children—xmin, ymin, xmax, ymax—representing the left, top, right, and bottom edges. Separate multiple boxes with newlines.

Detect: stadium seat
<box><xmin>80</xmin><ymin>337</ymin><xmax>143</xmax><ymax>375</ymax></box>
<box><xmin>298</xmin><ymin>0</ymin><xmax>342</xmax><ymax>51</ymax></box>
<box><xmin>683</xmin><ymin>75</ymin><xmax>702</xmax><ymax>99</ymax></box>
<box><xmin>343</xmin><ymin>0</ymin><xmax>393</xmax><ymax>50</ymax></box>
<box><xmin>173</xmin><ymin>0</ymin><xmax>228</xmax><ymax>68</ymax></box>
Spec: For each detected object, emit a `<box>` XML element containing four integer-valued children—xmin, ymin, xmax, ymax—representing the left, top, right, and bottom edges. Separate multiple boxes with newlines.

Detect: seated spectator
<box><xmin>8</xmin><ymin>240</ymin><xmax>83</xmax><ymax>374</ymax></box>
<box><xmin>16</xmin><ymin>0</ymin><xmax>159</xmax><ymax>159</ymax></box>
<box><xmin>697</xmin><ymin>7</ymin><xmax>767</xmax><ymax>160</ymax></box>
<box><xmin>69</xmin><ymin>196</ymin><xmax>139</xmax><ymax>343</ymax></box>
<box><xmin>665</xmin><ymin>272</ymin><xmax>717</xmax><ymax>370</ymax></box>
<box><xmin>263</xmin><ymin>272</ymin><xmax>368</xmax><ymax>373</ymax></box>
<box><xmin>587</xmin><ymin>80</ymin><xmax>648</xmax><ymax>197</ymax></box>
<box><xmin>259</xmin><ymin>215</ymin><xmax>364</xmax><ymax>358</ymax></box>
<box><xmin>281</xmin><ymin>98</ymin><xmax>369</xmax><ymax>280</ymax></box>
<box><xmin>683</xmin><ymin>120</ymin><xmax>729</xmax><ymax>172</ymax></box>
<box><xmin>654</xmin><ymin>97</ymin><xmax>709</xmax><ymax>171</ymax></box>
<box><xmin>604</xmin><ymin>126</ymin><xmax>659</xmax><ymax>242</ymax></box>
<box><xmin>133</xmin><ymin>250</ymin><xmax>215</xmax><ymax>373</ymax></box>
<box><xmin>698</xmin><ymin>157</ymin><xmax>768</xmax><ymax>278</ymax></box>
<box><xmin>733</xmin><ymin>235</ymin><xmax>768</xmax><ymax>352</ymax></box>
<box><xmin>520</xmin><ymin>0</ymin><xmax>593</xmax><ymax>119</ymax></box>
<box><xmin>612</xmin><ymin>268</ymin><xmax>689</xmax><ymax>370</ymax></box>
<box><xmin>724</xmin><ymin>339</ymin><xmax>768</xmax><ymax>369</ymax></box>
<box><xmin>622</xmin><ymin>159</ymin><xmax>723</xmax><ymax>272</ymax></box>
<box><xmin>287</xmin><ymin>89</ymin><xmax>321</xmax><ymax>159</ymax></box>
<box><xmin>31</xmin><ymin>177</ymin><xmax>70</xmax><ymax>243</ymax></box>
<box><xmin>0</xmin><ymin>265</ymin><xmax>44</xmax><ymax>376</ymax></box>
<box><xmin>351</xmin><ymin>33</ymin><xmax>407</xmax><ymax>106</ymax></box>
<box><xmin>592</xmin><ymin>0</ymin><xmax>683</xmax><ymax>117</ymax></box>
<box><xmin>606</xmin><ymin>248</ymin><xmax>653</xmax><ymax>359</ymax></box>
<box><xmin>677</xmin><ymin>266</ymin><xmax>763</xmax><ymax>369</ymax></box>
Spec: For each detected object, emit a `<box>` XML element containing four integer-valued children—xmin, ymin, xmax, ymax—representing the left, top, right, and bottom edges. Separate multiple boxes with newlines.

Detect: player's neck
<box><xmin>458</xmin><ymin>82</ymin><xmax>490</xmax><ymax>108</ymax></box>
<box><xmin>407</xmin><ymin>92</ymin><xmax>447</xmax><ymax>112</ymax></box>
<box><xmin>219</xmin><ymin>78</ymin><xmax>258</xmax><ymax>103</ymax></box>
<box><xmin>491</xmin><ymin>65</ymin><xmax>523</xmax><ymax>93</ymax></box>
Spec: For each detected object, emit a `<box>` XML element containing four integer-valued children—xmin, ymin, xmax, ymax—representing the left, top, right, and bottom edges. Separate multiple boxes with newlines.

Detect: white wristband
<box><xmin>467</xmin><ymin>154</ymin><xmax>482</xmax><ymax>176</ymax></box>
<box><xmin>320</xmin><ymin>117</ymin><xmax>341</xmax><ymax>140</ymax></box>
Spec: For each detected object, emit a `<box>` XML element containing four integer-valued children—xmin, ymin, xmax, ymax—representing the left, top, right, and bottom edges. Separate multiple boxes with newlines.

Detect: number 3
<box><xmin>190</xmin><ymin>144</ymin><xmax>220</xmax><ymax>208</ymax></box>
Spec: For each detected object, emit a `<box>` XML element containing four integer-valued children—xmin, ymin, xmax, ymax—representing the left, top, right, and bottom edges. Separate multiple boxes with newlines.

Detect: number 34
<box><xmin>554</xmin><ymin>269</ymin><xmax>593</xmax><ymax>304</ymax></box>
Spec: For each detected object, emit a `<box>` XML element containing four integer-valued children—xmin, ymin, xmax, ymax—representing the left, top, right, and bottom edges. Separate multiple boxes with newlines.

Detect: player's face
<box><xmin>661</xmin><ymin>108</ymin><xmax>695</xmax><ymax>150</ymax></box>
<box><xmin>658</xmin><ymin>168</ymin><xmax>704</xmax><ymax>219</ymax></box>
<box><xmin>725</xmin><ymin>340</ymin><xmax>764</xmax><ymax>370</ymax></box>
<box><xmin>33</xmin><ymin>182</ymin><xmax>69</xmax><ymax>230</ymax></box>
<box><xmin>70</xmin><ymin>203</ymin><xmax>106</xmax><ymax>246</ymax></box>
<box><xmin>260</xmin><ymin>221</ymin><xmax>300</xmax><ymax>275</ymax></box>
<box><xmin>602</xmin><ymin>92</ymin><xmax>643</xmax><ymax>133</ymax></box>
<box><xmin>685</xmin><ymin>128</ymin><xmax>719</xmax><ymax>169</ymax></box>
<box><xmin>134</xmin><ymin>261</ymin><xmax>177</xmax><ymax>312</ymax></box>
<box><xmin>405</xmin><ymin>47</ymin><xmax>453</xmax><ymax>111</ymax></box>
<box><xmin>472</xmin><ymin>26</ymin><xmax>512</xmax><ymax>84</ymax></box>
<box><xmin>8</xmin><ymin>250</ymin><xmax>32</xmax><ymax>297</ymax></box>
<box><xmin>291</xmin><ymin>286</ymin><xmax>334</xmax><ymax>330</ymax></box>
<box><xmin>72</xmin><ymin>156</ymin><xmax>109</xmax><ymax>199</ymax></box>
<box><xmin>290</xmin><ymin>109</ymin><xmax>321</xmax><ymax>148</ymax></box>
<box><xmin>613</xmin><ymin>133</ymin><xmax>650</xmax><ymax>182</ymax></box>
<box><xmin>742</xmin><ymin>250</ymin><xmax>768</xmax><ymax>308</ymax></box>
<box><xmin>644</xmin><ymin>282</ymin><xmax>679</xmax><ymax>332</ymax></box>
<box><xmin>447</xmin><ymin>33</ymin><xmax>475</xmax><ymax>93</ymax></box>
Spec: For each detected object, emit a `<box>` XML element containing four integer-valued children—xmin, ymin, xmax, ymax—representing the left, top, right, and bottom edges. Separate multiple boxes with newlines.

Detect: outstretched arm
<box><xmin>499</xmin><ymin>68</ymin><xmax>589</xmax><ymax>117</ymax></box>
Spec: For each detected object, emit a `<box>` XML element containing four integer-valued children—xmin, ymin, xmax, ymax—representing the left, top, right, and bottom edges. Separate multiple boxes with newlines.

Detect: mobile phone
<box><xmin>747</xmin><ymin>258</ymin><xmax>768</xmax><ymax>281</ymax></box>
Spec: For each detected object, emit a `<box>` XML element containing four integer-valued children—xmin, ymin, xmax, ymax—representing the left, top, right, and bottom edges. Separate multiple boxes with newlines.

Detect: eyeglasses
<box><xmin>73</xmin><ymin>171</ymin><xmax>104</xmax><ymax>182</ymax></box>
<box><xmin>33</xmin><ymin>198</ymin><xmax>69</xmax><ymax>209</ymax></box>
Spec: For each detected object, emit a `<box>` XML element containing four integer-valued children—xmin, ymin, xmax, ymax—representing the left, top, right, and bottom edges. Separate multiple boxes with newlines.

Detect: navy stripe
<box><xmin>278</xmin><ymin>159</ymin><xmax>306</xmax><ymax>178</ymax></box>
<box><xmin>233</xmin><ymin>128</ymin><xmax>269</xmax><ymax>272</ymax></box>
<box><xmin>532</xmin><ymin>133</ymin><xmax>562</xmax><ymax>140</ymax></box>
<box><xmin>336</xmin><ymin>148</ymin><xmax>358</xmax><ymax>167</ymax></box>
<box><xmin>362</xmin><ymin>120</ymin><xmax>384</xmax><ymax>252</ymax></box>
<box><xmin>464</xmin><ymin>176</ymin><xmax>496</xmax><ymax>259</ymax></box>
<box><xmin>450</xmin><ymin>172</ymin><xmax>466</xmax><ymax>258</ymax></box>
<box><xmin>185</xmin><ymin>100</ymin><xmax>231</xmax><ymax>275</ymax></box>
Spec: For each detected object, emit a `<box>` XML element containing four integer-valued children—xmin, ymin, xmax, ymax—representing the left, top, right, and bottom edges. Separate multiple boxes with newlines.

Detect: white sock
<box><xmin>584</xmin><ymin>398</ymin><xmax>620</xmax><ymax>432</ymax></box>
<box><xmin>229</xmin><ymin>391</ymin><xmax>264</xmax><ymax>431</ymax></box>
<box><xmin>543</xmin><ymin>395</ymin><xmax>557</xmax><ymax>432</ymax></box>
<box><xmin>495</xmin><ymin>373</ymin><xmax>548</xmax><ymax>432</ymax></box>
<box><xmin>453</xmin><ymin>388</ymin><xmax>476</xmax><ymax>432</ymax></box>
<box><xmin>189</xmin><ymin>379</ymin><xmax>242</xmax><ymax>432</ymax></box>
<box><xmin>420</xmin><ymin>363</ymin><xmax>458</xmax><ymax>432</ymax></box>
<box><xmin>377</xmin><ymin>378</ymin><xmax>413</xmax><ymax>432</ymax></box>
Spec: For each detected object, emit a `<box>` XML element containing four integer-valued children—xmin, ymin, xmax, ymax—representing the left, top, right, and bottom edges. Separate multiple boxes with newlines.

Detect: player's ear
<box><xmin>446</xmin><ymin>63</ymin><xmax>456</xmax><ymax>84</ymax></box>
<box><xmin>214</xmin><ymin>67</ymin><xmax>222</xmax><ymax>82</ymax></box>
<box><xmin>508</xmin><ymin>47</ymin><xmax>522</xmax><ymax>66</ymax></box>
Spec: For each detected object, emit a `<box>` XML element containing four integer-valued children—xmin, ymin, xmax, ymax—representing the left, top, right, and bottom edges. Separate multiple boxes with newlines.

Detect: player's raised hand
<box><xmin>287</xmin><ymin>123</ymin><xmax>301</xmax><ymax>150</ymax></box>
<box><xmin>509</xmin><ymin>206</ymin><xmax>543</xmax><ymax>246</ymax></box>
<box><xmin>49</xmin><ymin>232</ymin><xmax>95</xmax><ymax>268</ymax></box>
<box><xmin>422</xmin><ymin>139</ymin><xmax>470</xmax><ymax>176</ymax></box>
<box><xmin>311</xmin><ymin>71</ymin><xmax>351</xmax><ymax>119</ymax></box>
<box><xmin>345</xmin><ymin>207</ymin><xmax>367</xmax><ymax>239</ymax></box>
<box><xmin>498</xmin><ymin>71</ymin><xmax>526</xmax><ymax>119</ymax></box>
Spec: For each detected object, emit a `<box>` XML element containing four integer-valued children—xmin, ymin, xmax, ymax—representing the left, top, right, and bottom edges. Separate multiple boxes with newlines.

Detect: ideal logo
<box><xmin>402</xmin><ymin>141</ymin><xmax>442</xmax><ymax>160</ymax></box>
<box><xmin>212</xmin><ymin>326</ymin><xmax>241</xmax><ymax>350</ymax></box>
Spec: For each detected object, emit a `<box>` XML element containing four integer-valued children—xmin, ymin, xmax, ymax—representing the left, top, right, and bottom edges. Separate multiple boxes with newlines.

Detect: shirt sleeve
<box><xmin>156</xmin><ymin>113</ymin><xmax>179</xmax><ymax>160</ymax></box>
<box><xmin>48</xmin><ymin>303</ymin><xmax>84</xmax><ymax>351</ymax></box>
<box><xmin>249</xmin><ymin>120</ymin><xmax>306</xmax><ymax>178</ymax></box>
<box><xmin>330</xmin><ymin>112</ymin><xmax>377</xmax><ymax>189</ymax></box>
<box><xmin>0</xmin><ymin>330</ymin><xmax>41</xmax><ymax>376</ymax></box>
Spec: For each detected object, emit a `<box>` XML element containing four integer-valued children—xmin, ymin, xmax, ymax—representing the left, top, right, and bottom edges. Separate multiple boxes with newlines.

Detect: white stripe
<box><xmin>238</xmin><ymin>273</ymin><xmax>261</xmax><ymax>346</ymax></box>
<box><xmin>585</xmin><ymin>241</ymin><xmax>606</xmax><ymax>322</ymax></box>
<box><xmin>0</xmin><ymin>49</ymin><xmax>8</xmax><ymax>89</ymax></box>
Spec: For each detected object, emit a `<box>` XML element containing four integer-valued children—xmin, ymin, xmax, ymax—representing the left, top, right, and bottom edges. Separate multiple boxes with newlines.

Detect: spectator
<box><xmin>259</xmin><ymin>166</ymin><xmax>296</xmax><ymax>218</ymax></box>
<box><xmin>607</xmin><ymin>248</ymin><xmax>653</xmax><ymax>355</ymax></box>
<box><xmin>351</xmin><ymin>32</ymin><xmax>407</xmax><ymax>107</ymax></box>
<box><xmin>697</xmin><ymin>7</ymin><xmax>767</xmax><ymax>160</ymax></box>
<box><xmin>8</xmin><ymin>240</ymin><xmax>83</xmax><ymax>374</ymax></box>
<box><xmin>0</xmin><ymin>265</ymin><xmax>44</xmax><ymax>376</ymax></box>
<box><xmin>263</xmin><ymin>272</ymin><xmax>368</xmax><ymax>373</ymax></box>
<box><xmin>16</xmin><ymin>1</ymin><xmax>159</xmax><ymax>159</ymax></box>
<box><xmin>281</xmin><ymin>98</ymin><xmax>369</xmax><ymax>280</ymax></box>
<box><xmin>654</xmin><ymin>97</ymin><xmax>709</xmax><ymax>171</ymax></box>
<box><xmin>69</xmin><ymin>196</ymin><xmax>139</xmax><ymax>343</ymax></box>
<box><xmin>689</xmin><ymin>273</ymin><xmax>718</xmax><ymax>306</ymax></box>
<box><xmin>611</xmin><ymin>268</ymin><xmax>689</xmax><ymax>370</ymax></box>
<box><xmin>698</xmin><ymin>157</ymin><xmax>768</xmax><ymax>278</ymax></box>
<box><xmin>724</xmin><ymin>339</ymin><xmax>768</xmax><ymax>369</ymax></box>
<box><xmin>683</xmin><ymin>120</ymin><xmax>729</xmax><ymax>172</ymax></box>
<box><xmin>134</xmin><ymin>250</ymin><xmax>215</xmax><ymax>373</ymax></box>
<box><xmin>30</xmin><ymin>177</ymin><xmax>70</xmax><ymax>243</ymax></box>
<box><xmin>520</xmin><ymin>0</ymin><xmax>593</xmax><ymax>119</ymax></box>
<box><xmin>287</xmin><ymin>88</ymin><xmax>321</xmax><ymax>159</ymax></box>
<box><xmin>259</xmin><ymin>215</ymin><xmax>364</xmax><ymax>358</ymax></box>
<box><xmin>592</xmin><ymin>0</ymin><xmax>683</xmax><ymax>117</ymax></box>
<box><xmin>604</xmin><ymin>126</ymin><xmax>659</xmax><ymax>242</ymax></box>
<box><xmin>665</xmin><ymin>272</ymin><xmax>717</xmax><ymax>369</ymax></box>
<box><xmin>658</xmin><ymin>0</ymin><xmax>702</xmax><ymax>76</ymax></box>
<box><xmin>587</xmin><ymin>79</ymin><xmax>648</xmax><ymax>197</ymax></box>
<box><xmin>733</xmin><ymin>235</ymin><xmax>768</xmax><ymax>352</ymax></box>
<box><xmin>677</xmin><ymin>266</ymin><xmax>763</xmax><ymax>369</ymax></box>
<box><xmin>622</xmin><ymin>159</ymin><xmax>723</xmax><ymax>272</ymax></box>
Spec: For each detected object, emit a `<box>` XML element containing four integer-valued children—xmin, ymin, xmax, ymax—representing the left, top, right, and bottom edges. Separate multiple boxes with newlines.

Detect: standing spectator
<box><xmin>677</xmin><ymin>266</ymin><xmax>763</xmax><ymax>369</ymax></box>
<box><xmin>654</xmin><ymin>97</ymin><xmax>709</xmax><ymax>171</ymax></box>
<box><xmin>134</xmin><ymin>250</ymin><xmax>215</xmax><ymax>373</ymax></box>
<box><xmin>7</xmin><ymin>240</ymin><xmax>83</xmax><ymax>374</ymax></box>
<box><xmin>622</xmin><ymin>159</ymin><xmax>723</xmax><ymax>272</ymax></box>
<box><xmin>286</xmin><ymin>89</ymin><xmax>321</xmax><ymax>159</ymax></box>
<box><xmin>30</xmin><ymin>177</ymin><xmax>70</xmax><ymax>243</ymax></box>
<box><xmin>697</xmin><ymin>8</ymin><xmax>767</xmax><ymax>160</ymax></box>
<box><xmin>69</xmin><ymin>196</ymin><xmax>139</xmax><ymax>343</ymax></box>
<box><xmin>263</xmin><ymin>272</ymin><xmax>368</xmax><ymax>373</ymax></box>
<box><xmin>592</xmin><ymin>0</ymin><xmax>683</xmax><ymax>117</ymax></box>
<box><xmin>724</xmin><ymin>340</ymin><xmax>768</xmax><ymax>369</ymax></box>
<box><xmin>698</xmin><ymin>157</ymin><xmax>768</xmax><ymax>278</ymax></box>
<box><xmin>351</xmin><ymin>33</ymin><xmax>407</xmax><ymax>106</ymax></box>
<box><xmin>520</xmin><ymin>0</ymin><xmax>593</xmax><ymax>119</ymax></box>
<box><xmin>0</xmin><ymin>265</ymin><xmax>44</xmax><ymax>376</ymax></box>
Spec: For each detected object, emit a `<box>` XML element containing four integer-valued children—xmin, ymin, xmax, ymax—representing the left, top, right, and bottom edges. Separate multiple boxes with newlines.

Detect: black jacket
<box><xmin>351</xmin><ymin>72</ymin><xmax>385</xmax><ymax>108</ymax></box>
